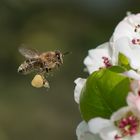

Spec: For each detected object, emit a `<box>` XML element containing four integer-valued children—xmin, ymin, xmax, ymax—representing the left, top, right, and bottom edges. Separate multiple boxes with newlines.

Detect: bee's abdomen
<box><xmin>18</xmin><ymin>59</ymin><xmax>36</xmax><ymax>74</ymax></box>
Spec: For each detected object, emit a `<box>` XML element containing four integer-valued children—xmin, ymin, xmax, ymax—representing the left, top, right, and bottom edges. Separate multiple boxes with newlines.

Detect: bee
<box><xmin>18</xmin><ymin>46</ymin><xmax>69</xmax><ymax>88</ymax></box>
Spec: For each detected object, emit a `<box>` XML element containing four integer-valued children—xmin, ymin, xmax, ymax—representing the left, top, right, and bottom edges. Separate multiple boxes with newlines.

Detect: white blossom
<box><xmin>77</xmin><ymin>106</ymin><xmax>140</xmax><ymax>140</ymax></box>
<box><xmin>84</xmin><ymin>42</ymin><xmax>114</xmax><ymax>74</ymax></box>
<box><xmin>112</xmin><ymin>13</ymin><xmax>140</xmax><ymax>71</ymax></box>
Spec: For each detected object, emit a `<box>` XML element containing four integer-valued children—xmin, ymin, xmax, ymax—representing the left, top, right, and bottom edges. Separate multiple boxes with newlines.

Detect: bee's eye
<box><xmin>55</xmin><ymin>52</ymin><xmax>60</xmax><ymax>59</ymax></box>
<box><xmin>55</xmin><ymin>51</ymin><xmax>61</xmax><ymax>60</ymax></box>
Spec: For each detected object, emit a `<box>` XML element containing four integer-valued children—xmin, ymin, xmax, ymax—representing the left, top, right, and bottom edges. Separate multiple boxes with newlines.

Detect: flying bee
<box><xmin>18</xmin><ymin>46</ymin><xmax>70</xmax><ymax>88</ymax></box>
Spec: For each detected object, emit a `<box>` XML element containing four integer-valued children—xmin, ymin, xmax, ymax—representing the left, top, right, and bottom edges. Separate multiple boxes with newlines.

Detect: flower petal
<box><xmin>76</xmin><ymin>121</ymin><xmax>101</xmax><ymax>140</ymax></box>
<box><xmin>127</xmin><ymin>92</ymin><xmax>140</xmax><ymax>118</ymax></box>
<box><xmin>74</xmin><ymin>78</ymin><xmax>86</xmax><ymax>104</ymax></box>
<box><xmin>84</xmin><ymin>42</ymin><xmax>112</xmax><ymax>74</ymax></box>
<box><xmin>99</xmin><ymin>125</ymin><xmax>119</xmax><ymax>140</ymax></box>
<box><xmin>111</xmin><ymin>106</ymin><xmax>130</xmax><ymax>122</ymax></box>
<box><xmin>88</xmin><ymin>117</ymin><xmax>112</xmax><ymax>134</ymax></box>
<box><xmin>111</xmin><ymin>13</ymin><xmax>140</xmax><ymax>71</ymax></box>
<box><xmin>132</xmin><ymin>134</ymin><xmax>140</xmax><ymax>140</ymax></box>
<box><xmin>114</xmin><ymin>37</ymin><xmax>140</xmax><ymax>70</ymax></box>
<box><xmin>124</xmin><ymin>70</ymin><xmax>140</xmax><ymax>80</ymax></box>
<box><xmin>113</xmin><ymin>13</ymin><xmax>140</xmax><ymax>41</ymax></box>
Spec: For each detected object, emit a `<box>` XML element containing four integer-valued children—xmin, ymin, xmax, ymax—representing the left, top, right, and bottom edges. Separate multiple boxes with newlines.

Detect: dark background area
<box><xmin>0</xmin><ymin>0</ymin><xmax>139</xmax><ymax>140</ymax></box>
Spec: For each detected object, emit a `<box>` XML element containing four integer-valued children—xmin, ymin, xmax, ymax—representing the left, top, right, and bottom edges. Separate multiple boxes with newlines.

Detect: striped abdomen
<box><xmin>18</xmin><ymin>59</ymin><xmax>42</xmax><ymax>75</ymax></box>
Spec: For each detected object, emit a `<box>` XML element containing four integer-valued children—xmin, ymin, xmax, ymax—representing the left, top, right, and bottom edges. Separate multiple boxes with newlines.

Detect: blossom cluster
<box><xmin>74</xmin><ymin>13</ymin><xmax>140</xmax><ymax>140</ymax></box>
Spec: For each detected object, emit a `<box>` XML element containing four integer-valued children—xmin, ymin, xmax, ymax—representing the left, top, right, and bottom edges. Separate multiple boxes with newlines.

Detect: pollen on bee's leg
<box><xmin>31</xmin><ymin>74</ymin><xmax>44</xmax><ymax>88</ymax></box>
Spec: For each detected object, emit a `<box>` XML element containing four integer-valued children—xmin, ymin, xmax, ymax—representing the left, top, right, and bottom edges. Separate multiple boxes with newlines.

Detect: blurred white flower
<box><xmin>76</xmin><ymin>121</ymin><xmax>102</xmax><ymax>140</ymax></box>
<box><xmin>112</xmin><ymin>13</ymin><xmax>140</xmax><ymax>71</ymax></box>
<box><xmin>84</xmin><ymin>42</ymin><xmax>114</xmax><ymax>74</ymax></box>
<box><xmin>74</xmin><ymin>78</ymin><xmax>86</xmax><ymax>104</ymax></box>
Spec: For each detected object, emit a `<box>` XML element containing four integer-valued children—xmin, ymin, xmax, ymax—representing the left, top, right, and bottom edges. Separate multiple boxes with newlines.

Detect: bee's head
<box><xmin>55</xmin><ymin>51</ymin><xmax>63</xmax><ymax>64</ymax></box>
<box><xmin>55</xmin><ymin>50</ymin><xmax>71</xmax><ymax>65</ymax></box>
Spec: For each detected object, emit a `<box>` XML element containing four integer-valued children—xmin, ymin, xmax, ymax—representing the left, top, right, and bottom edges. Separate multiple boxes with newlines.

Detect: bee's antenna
<box><xmin>63</xmin><ymin>51</ymin><xmax>72</xmax><ymax>56</ymax></box>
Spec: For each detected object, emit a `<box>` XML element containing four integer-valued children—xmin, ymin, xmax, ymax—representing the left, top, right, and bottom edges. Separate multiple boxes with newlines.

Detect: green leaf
<box><xmin>80</xmin><ymin>66</ymin><xmax>130</xmax><ymax>122</ymax></box>
<box><xmin>118</xmin><ymin>53</ymin><xmax>131</xmax><ymax>70</ymax></box>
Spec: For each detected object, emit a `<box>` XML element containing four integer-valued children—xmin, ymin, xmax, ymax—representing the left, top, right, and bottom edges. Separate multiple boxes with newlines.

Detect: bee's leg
<box><xmin>45</xmin><ymin>67</ymin><xmax>52</xmax><ymax>72</ymax></box>
<box><xmin>25</xmin><ymin>59</ymin><xmax>34</xmax><ymax>64</ymax></box>
<box><xmin>36</xmin><ymin>67</ymin><xmax>45</xmax><ymax>75</ymax></box>
<box><xmin>56</xmin><ymin>62</ymin><xmax>61</xmax><ymax>68</ymax></box>
<box><xmin>43</xmin><ymin>78</ymin><xmax>50</xmax><ymax>88</ymax></box>
<box><xmin>46</xmin><ymin>68</ymin><xmax>54</xmax><ymax>77</ymax></box>
<box><xmin>34</xmin><ymin>72</ymin><xmax>50</xmax><ymax>88</ymax></box>
<box><xmin>44</xmin><ymin>68</ymin><xmax>48</xmax><ymax>73</ymax></box>
<box><xmin>43</xmin><ymin>67</ymin><xmax>52</xmax><ymax>76</ymax></box>
<box><xmin>39</xmin><ymin>74</ymin><xmax>50</xmax><ymax>88</ymax></box>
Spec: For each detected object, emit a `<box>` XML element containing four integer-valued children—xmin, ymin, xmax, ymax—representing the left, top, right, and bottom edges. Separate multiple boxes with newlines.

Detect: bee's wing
<box><xmin>19</xmin><ymin>45</ymin><xmax>39</xmax><ymax>59</ymax></box>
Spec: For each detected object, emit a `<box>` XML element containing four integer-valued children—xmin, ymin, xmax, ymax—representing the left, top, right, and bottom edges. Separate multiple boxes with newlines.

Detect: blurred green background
<box><xmin>0</xmin><ymin>0</ymin><xmax>139</xmax><ymax>140</ymax></box>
